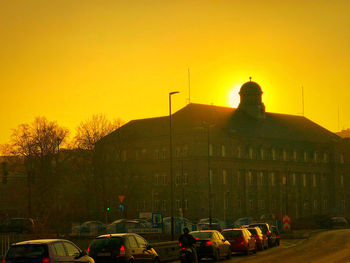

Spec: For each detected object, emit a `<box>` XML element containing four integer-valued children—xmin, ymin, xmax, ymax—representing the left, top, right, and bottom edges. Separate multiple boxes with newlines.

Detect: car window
<box><xmin>53</xmin><ymin>242</ymin><xmax>67</xmax><ymax>256</ymax></box>
<box><xmin>63</xmin><ymin>242</ymin><xmax>80</xmax><ymax>257</ymax></box>
<box><xmin>89</xmin><ymin>237</ymin><xmax>122</xmax><ymax>254</ymax></box>
<box><xmin>128</xmin><ymin>236</ymin><xmax>138</xmax><ymax>248</ymax></box>
<box><xmin>135</xmin><ymin>235</ymin><xmax>148</xmax><ymax>248</ymax></box>
<box><xmin>222</xmin><ymin>230</ymin><xmax>242</xmax><ymax>238</ymax></box>
<box><xmin>7</xmin><ymin>245</ymin><xmax>47</xmax><ymax>259</ymax></box>
<box><xmin>190</xmin><ymin>231</ymin><xmax>213</xmax><ymax>239</ymax></box>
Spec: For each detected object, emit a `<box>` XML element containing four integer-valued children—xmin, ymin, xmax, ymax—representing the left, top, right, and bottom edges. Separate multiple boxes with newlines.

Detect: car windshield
<box><xmin>222</xmin><ymin>230</ymin><xmax>242</xmax><ymax>238</ymax></box>
<box><xmin>89</xmin><ymin>237</ymin><xmax>123</xmax><ymax>253</ymax></box>
<box><xmin>190</xmin><ymin>231</ymin><xmax>213</xmax><ymax>239</ymax></box>
<box><xmin>7</xmin><ymin>245</ymin><xmax>47</xmax><ymax>259</ymax></box>
<box><xmin>250</xmin><ymin>224</ymin><xmax>268</xmax><ymax>233</ymax></box>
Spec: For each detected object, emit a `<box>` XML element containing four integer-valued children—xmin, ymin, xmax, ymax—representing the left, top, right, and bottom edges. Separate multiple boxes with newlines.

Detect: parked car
<box><xmin>3</xmin><ymin>239</ymin><xmax>94</xmax><ymax>263</ymax></box>
<box><xmin>88</xmin><ymin>233</ymin><xmax>159</xmax><ymax>263</ymax></box>
<box><xmin>246</xmin><ymin>227</ymin><xmax>268</xmax><ymax>250</ymax></box>
<box><xmin>329</xmin><ymin>217</ymin><xmax>349</xmax><ymax>229</ymax></box>
<box><xmin>271</xmin><ymin>226</ymin><xmax>280</xmax><ymax>246</ymax></box>
<box><xmin>222</xmin><ymin>228</ymin><xmax>256</xmax><ymax>255</ymax></box>
<box><xmin>72</xmin><ymin>221</ymin><xmax>106</xmax><ymax>235</ymax></box>
<box><xmin>249</xmin><ymin>222</ymin><xmax>272</xmax><ymax>247</ymax></box>
<box><xmin>0</xmin><ymin>218</ymin><xmax>35</xmax><ymax>234</ymax></box>
<box><xmin>190</xmin><ymin>230</ymin><xmax>231</xmax><ymax>261</ymax></box>
<box><xmin>107</xmin><ymin>220</ymin><xmax>147</xmax><ymax>233</ymax></box>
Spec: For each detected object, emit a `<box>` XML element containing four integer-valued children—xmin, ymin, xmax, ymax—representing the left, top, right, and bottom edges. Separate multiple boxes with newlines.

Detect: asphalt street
<box><xmin>176</xmin><ymin>229</ymin><xmax>350</xmax><ymax>263</ymax></box>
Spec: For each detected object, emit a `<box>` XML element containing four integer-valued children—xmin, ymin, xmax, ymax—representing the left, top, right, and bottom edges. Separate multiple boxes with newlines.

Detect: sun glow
<box><xmin>229</xmin><ymin>85</ymin><xmax>241</xmax><ymax>108</ymax></box>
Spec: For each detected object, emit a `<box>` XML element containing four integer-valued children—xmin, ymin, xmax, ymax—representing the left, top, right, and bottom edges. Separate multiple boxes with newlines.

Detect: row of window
<box><xmin>119</xmin><ymin>146</ymin><xmax>345</xmax><ymax>164</ymax></box>
<box><xmin>154</xmin><ymin>172</ymin><xmax>189</xmax><ymax>185</ymax></box>
<box><xmin>210</xmin><ymin>169</ymin><xmax>345</xmax><ymax>187</ymax></box>
<box><xmin>136</xmin><ymin>200</ymin><xmax>188</xmax><ymax>211</ymax></box>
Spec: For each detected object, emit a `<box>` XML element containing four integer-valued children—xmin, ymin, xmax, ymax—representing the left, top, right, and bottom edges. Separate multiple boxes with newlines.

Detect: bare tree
<box><xmin>73</xmin><ymin>114</ymin><xmax>123</xmax><ymax>150</ymax></box>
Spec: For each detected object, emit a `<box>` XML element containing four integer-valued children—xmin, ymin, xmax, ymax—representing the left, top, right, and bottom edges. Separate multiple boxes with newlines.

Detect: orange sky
<box><xmin>1</xmin><ymin>0</ymin><xmax>349</xmax><ymax>144</ymax></box>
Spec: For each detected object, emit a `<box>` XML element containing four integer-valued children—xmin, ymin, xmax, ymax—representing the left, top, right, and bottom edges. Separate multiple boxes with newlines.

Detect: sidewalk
<box><xmin>280</xmin><ymin>229</ymin><xmax>326</xmax><ymax>239</ymax></box>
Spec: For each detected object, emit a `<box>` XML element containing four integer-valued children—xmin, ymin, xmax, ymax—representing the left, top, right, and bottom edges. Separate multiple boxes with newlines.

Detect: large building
<box><xmin>95</xmin><ymin>80</ymin><xmax>350</xmax><ymax>222</ymax></box>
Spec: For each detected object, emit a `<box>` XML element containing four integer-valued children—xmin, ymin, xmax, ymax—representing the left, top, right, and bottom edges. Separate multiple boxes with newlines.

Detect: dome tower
<box><xmin>237</xmin><ymin>77</ymin><xmax>265</xmax><ymax>119</ymax></box>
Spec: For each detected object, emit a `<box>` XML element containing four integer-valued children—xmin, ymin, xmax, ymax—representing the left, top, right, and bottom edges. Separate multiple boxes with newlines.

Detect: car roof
<box><xmin>97</xmin><ymin>233</ymin><xmax>138</xmax><ymax>238</ymax></box>
<box><xmin>13</xmin><ymin>239</ymin><xmax>70</xmax><ymax>245</ymax></box>
<box><xmin>190</xmin><ymin>230</ymin><xmax>218</xmax><ymax>233</ymax></box>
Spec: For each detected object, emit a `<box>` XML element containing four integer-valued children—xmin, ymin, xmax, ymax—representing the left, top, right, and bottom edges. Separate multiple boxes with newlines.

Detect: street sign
<box><xmin>118</xmin><ymin>203</ymin><xmax>126</xmax><ymax>212</ymax></box>
<box><xmin>282</xmin><ymin>214</ymin><xmax>291</xmax><ymax>231</ymax></box>
<box><xmin>118</xmin><ymin>195</ymin><xmax>125</xmax><ymax>203</ymax></box>
<box><xmin>152</xmin><ymin>212</ymin><xmax>163</xmax><ymax>228</ymax></box>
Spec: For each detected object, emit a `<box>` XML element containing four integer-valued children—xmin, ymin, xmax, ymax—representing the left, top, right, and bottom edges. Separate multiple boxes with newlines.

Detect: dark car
<box><xmin>246</xmin><ymin>227</ymin><xmax>268</xmax><ymax>250</ymax></box>
<box><xmin>3</xmin><ymin>239</ymin><xmax>94</xmax><ymax>263</ymax></box>
<box><xmin>190</xmin><ymin>230</ymin><xmax>231</xmax><ymax>261</ymax></box>
<box><xmin>249</xmin><ymin>222</ymin><xmax>272</xmax><ymax>247</ymax></box>
<box><xmin>222</xmin><ymin>228</ymin><xmax>256</xmax><ymax>255</ymax></box>
<box><xmin>88</xmin><ymin>233</ymin><xmax>159</xmax><ymax>263</ymax></box>
<box><xmin>0</xmin><ymin>218</ymin><xmax>35</xmax><ymax>234</ymax></box>
<box><xmin>271</xmin><ymin>226</ymin><xmax>280</xmax><ymax>246</ymax></box>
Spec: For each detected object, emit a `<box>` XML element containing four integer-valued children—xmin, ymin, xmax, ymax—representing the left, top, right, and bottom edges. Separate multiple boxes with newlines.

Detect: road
<box><xmin>178</xmin><ymin>229</ymin><xmax>350</xmax><ymax>263</ymax></box>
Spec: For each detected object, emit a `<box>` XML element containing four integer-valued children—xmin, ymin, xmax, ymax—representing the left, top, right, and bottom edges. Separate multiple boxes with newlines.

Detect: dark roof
<box><xmin>103</xmin><ymin>103</ymin><xmax>339</xmax><ymax>143</ymax></box>
<box><xmin>239</xmin><ymin>81</ymin><xmax>262</xmax><ymax>95</ymax></box>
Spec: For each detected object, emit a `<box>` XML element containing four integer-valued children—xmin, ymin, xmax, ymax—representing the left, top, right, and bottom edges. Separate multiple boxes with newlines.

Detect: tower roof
<box><xmin>239</xmin><ymin>81</ymin><xmax>262</xmax><ymax>95</ymax></box>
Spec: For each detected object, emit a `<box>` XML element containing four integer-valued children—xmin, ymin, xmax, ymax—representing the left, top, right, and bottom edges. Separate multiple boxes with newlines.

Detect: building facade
<box><xmin>95</xmin><ymin>81</ymin><xmax>350</xmax><ymax>222</ymax></box>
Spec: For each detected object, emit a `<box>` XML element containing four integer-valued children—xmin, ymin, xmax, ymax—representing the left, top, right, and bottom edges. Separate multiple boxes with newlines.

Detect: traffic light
<box><xmin>1</xmin><ymin>162</ymin><xmax>8</xmax><ymax>185</ymax></box>
<box><xmin>106</xmin><ymin>200</ymin><xmax>110</xmax><ymax>212</ymax></box>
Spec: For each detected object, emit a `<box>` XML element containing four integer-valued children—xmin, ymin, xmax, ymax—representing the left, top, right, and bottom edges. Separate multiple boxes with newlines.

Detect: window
<box><xmin>161</xmin><ymin>148</ymin><xmax>166</xmax><ymax>159</ymax></box>
<box><xmin>236</xmin><ymin>171</ymin><xmax>240</xmax><ymax>185</ymax></box>
<box><xmin>258</xmin><ymin>200</ymin><xmax>265</xmax><ymax>209</ymax></box>
<box><xmin>209</xmin><ymin>144</ymin><xmax>213</xmax><ymax>156</ymax></box>
<box><xmin>282</xmin><ymin>175</ymin><xmax>286</xmax><ymax>185</ymax></box>
<box><xmin>283</xmin><ymin>149</ymin><xmax>287</xmax><ymax>161</ymax></box>
<box><xmin>121</xmin><ymin>150</ymin><xmax>127</xmax><ymax>161</ymax></box>
<box><xmin>272</xmin><ymin>149</ymin><xmax>276</xmax><ymax>161</ymax></box>
<box><xmin>135</xmin><ymin>150</ymin><xmax>139</xmax><ymax>160</ymax></box>
<box><xmin>175</xmin><ymin>172</ymin><xmax>181</xmax><ymax>185</ymax></box>
<box><xmin>162</xmin><ymin>200</ymin><xmax>167</xmax><ymax>211</ymax></box>
<box><xmin>223</xmin><ymin>169</ymin><xmax>227</xmax><ymax>185</ymax></box>
<box><xmin>176</xmin><ymin>199</ymin><xmax>181</xmax><ymax>209</ymax></box>
<box><xmin>237</xmin><ymin>147</ymin><xmax>241</xmax><ymax>158</ymax></box>
<box><xmin>175</xmin><ymin>147</ymin><xmax>181</xmax><ymax>158</ymax></box>
<box><xmin>323</xmin><ymin>199</ymin><xmax>328</xmax><ymax>209</ymax></box>
<box><xmin>249</xmin><ymin>200</ymin><xmax>253</xmax><ymax>209</ymax></box>
<box><xmin>248</xmin><ymin>171</ymin><xmax>253</xmax><ymax>185</ymax></box>
<box><xmin>53</xmin><ymin>242</ymin><xmax>66</xmax><ymax>256</ymax></box>
<box><xmin>270</xmin><ymin>172</ymin><xmax>275</xmax><ymax>186</ymax></box>
<box><xmin>128</xmin><ymin>236</ymin><xmax>138</xmax><ymax>248</ymax></box>
<box><xmin>183</xmin><ymin>144</ymin><xmax>188</xmax><ymax>157</ymax></box>
<box><xmin>260</xmin><ymin>148</ymin><xmax>265</xmax><ymax>160</ymax></box>
<box><xmin>258</xmin><ymin>172</ymin><xmax>264</xmax><ymax>186</ymax></box>
<box><xmin>155</xmin><ymin>149</ymin><xmax>159</xmax><ymax>159</ymax></box>
<box><xmin>249</xmin><ymin>147</ymin><xmax>253</xmax><ymax>159</ymax></box>
<box><xmin>210</xmin><ymin>169</ymin><xmax>213</xmax><ymax>185</ymax></box>
<box><xmin>162</xmin><ymin>174</ymin><xmax>168</xmax><ymax>185</ymax></box>
<box><xmin>340</xmin><ymin>154</ymin><xmax>344</xmax><ymax>164</ymax></box>
<box><xmin>323</xmin><ymin>152</ymin><xmax>328</xmax><ymax>163</ymax></box>
<box><xmin>304</xmin><ymin>151</ymin><xmax>307</xmax><ymax>162</ymax></box>
<box><xmin>292</xmin><ymin>173</ymin><xmax>296</xmax><ymax>186</ymax></box>
<box><xmin>155</xmin><ymin>174</ymin><xmax>159</xmax><ymax>185</ymax></box>
<box><xmin>314</xmin><ymin>151</ymin><xmax>317</xmax><ymax>162</ymax></box>
<box><xmin>224</xmin><ymin>196</ymin><xmax>229</xmax><ymax>210</ymax></box>
<box><xmin>64</xmin><ymin>242</ymin><xmax>80</xmax><ymax>257</ymax></box>
<box><xmin>340</xmin><ymin>174</ymin><xmax>344</xmax><ymax>186</ymax></box>
<box><xmin>293</xmin><ymin>150</ymin><xmax>297</xmax><ymax>161</ymax></box>
<box><xmin>221</xmin><ymin>145</ymin><xmax>226</xmax><ymax>157</ymax></box>
<box><xmin>312</xmin><ymin>174</ymin><xmax>317</xmax><ymax>187</ymax></box>
<box><xmin>135</xmin><ymin>235</ymin><xmax>148</xmax><ymax>248</ymax></box>
<box><xmin>183</xmin><ymin>171</ymin><xmax>188</xmax><ymax>185</ymax></box>
<box><xmin>272</xmin><ymin>200</ymin><xmax>277</xmax><ymax>209</ymax></box>
<box><xmin>313</xmin><ymin>200</ymin><xmax>318</xmax><ymax>209</ymax></box>
<box><xmin>183</xmin><ymin>200</ymin><xmax>188</xmax><ymax>210</ymax></box>
<box><xmin>302</xmin><ymin>174</ymin><xmax>307</xmax><ymax>187</ymax></box>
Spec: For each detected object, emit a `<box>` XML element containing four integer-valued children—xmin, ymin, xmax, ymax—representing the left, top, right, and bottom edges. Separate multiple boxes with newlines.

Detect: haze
<box><xmin>1</xmin><ymin>0</ymin><xmax>349</xmax><ymax>144</ymax></box>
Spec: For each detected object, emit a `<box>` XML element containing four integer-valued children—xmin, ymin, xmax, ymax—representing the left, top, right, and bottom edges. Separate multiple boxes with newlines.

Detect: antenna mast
<box><xmin>188</xmin><ymin>68</ymin><xmax>191</xmax><ymax>104</ymax></box>
<box><xmin>302</xmin><ymin>86</ymin><xmax>304</xmax><ymax>116</ymax></box>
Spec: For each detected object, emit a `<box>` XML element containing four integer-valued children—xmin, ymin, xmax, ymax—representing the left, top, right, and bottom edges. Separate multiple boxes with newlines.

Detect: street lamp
<box><xmin>169</xmin><ymin>91</ymin><xmax>179</xmax><ymax>241</ymax></box>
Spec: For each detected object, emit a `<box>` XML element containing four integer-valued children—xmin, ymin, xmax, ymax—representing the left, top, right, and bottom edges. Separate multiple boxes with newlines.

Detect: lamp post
<box><xmin>207</xmin><ymin>124</ymin><xmax>212</xmax><ymax>228</ymax></box>
<box><xmin>169</xmin><ymin>91</ymin><xmax>179</xmax><ymax>240</ymax></box>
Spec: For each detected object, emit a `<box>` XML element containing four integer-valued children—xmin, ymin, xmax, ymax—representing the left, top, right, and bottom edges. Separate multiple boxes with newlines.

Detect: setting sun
<box><xmin>229</xmin><ymin>85</ymin><xmax>241</xmax><ymax>108</ymax></box>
